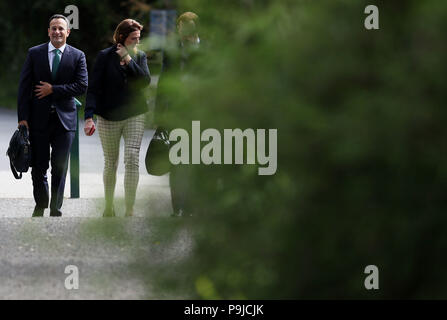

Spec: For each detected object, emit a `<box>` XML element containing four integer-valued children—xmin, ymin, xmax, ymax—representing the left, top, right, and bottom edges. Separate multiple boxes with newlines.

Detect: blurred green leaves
<box><xmin>149</xmin><ymin>0</ymin><xmax>447</xmax><ymax>299</ymax></box>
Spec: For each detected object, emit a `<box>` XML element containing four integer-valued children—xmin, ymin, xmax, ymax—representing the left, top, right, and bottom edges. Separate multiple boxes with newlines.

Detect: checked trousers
<box><xmin>97</xmin><ymin>114</ymin><xmax>146</xmax><ymax>210</ymax></box>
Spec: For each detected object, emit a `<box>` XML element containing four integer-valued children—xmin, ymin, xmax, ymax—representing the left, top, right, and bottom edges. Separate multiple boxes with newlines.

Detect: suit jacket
<box><xmin>154</xmin><ymin>41</ymin><xmax>201</xmax><ymax>130</ymax></box>
<box><xmin>17</xmin><ymin>42</ymin><xmax>88</xmax><ymax>132</ymax></box>
<box><xmin>85</xmin><ymin>45</ymin><xmax>150</xmax><ymax>121</ymax></box>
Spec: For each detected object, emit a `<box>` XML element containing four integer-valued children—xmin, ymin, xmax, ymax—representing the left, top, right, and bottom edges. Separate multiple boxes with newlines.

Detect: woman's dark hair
<box><xmin>113</xmin><ymin>19</ymin><xmax>143</xmax><ymax>45</ymax></box>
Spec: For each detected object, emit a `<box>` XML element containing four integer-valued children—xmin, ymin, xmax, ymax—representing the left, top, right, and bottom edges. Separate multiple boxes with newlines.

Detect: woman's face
<box><xmin>124</xmin><ymin>30</ymin><xmax>141</xmax><ymax>50</ymax></box>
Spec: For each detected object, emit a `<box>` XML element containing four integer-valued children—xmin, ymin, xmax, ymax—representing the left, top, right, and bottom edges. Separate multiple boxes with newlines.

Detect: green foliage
<box><xmin>150</xmin><ymin>0</ymin><xmax>447</xmax><ymax>299</ymax></box>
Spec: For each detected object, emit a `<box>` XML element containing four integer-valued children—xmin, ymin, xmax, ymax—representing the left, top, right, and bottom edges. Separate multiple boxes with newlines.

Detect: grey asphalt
<box><xmin>0</xmin><ymin>107</ymin><xmax>191</xmax><ymax>299</ymax></box>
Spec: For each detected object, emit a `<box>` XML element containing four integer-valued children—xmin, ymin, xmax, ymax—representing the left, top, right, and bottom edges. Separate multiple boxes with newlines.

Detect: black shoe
<box><xmin>50</xmin><ymin>210</ymin><xmax>62</xmax><ymax>217</ymax></box>
<box><xmin>170</xmin><ymin>209</ymin><xmax>192</xmax><ymax>218</ymax></box>
<box><xmin>103</xmin><ymin>207</ymin><xmax>116</xmax><ymax>218</ymax></box>
<box><xmin>32</xmin><ymin>208</ymin><xmax>44</xmax><ymax>217</ymax></box>
<box><xmin>170</xmin><ymin>209</ymin><xmax>182</xmax><ymax>217</ymax></box>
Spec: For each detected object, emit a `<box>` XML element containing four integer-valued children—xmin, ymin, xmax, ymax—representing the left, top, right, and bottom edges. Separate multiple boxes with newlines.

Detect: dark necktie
<box><xmin>52</xmin><ymin>49</ymin><xmax>61</xmax><ymax>81</ymax></box>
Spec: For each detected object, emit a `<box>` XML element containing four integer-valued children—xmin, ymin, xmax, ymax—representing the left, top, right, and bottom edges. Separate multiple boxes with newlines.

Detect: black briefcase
<box><xmin>6</xmin><ymin>124</ymin><xmax>31</xmax><ymax>179</ymax></box>
<box><xmin>145</xmin><ymin>127</ymin><xmax>170</xmax><ymax>176</ymax></box>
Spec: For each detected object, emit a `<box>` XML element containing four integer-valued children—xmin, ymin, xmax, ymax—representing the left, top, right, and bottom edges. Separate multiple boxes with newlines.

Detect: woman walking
<box><xmin>84</xmin><ymin>19</ymin><xmax>150</xmax><ymax>217</ymax></box>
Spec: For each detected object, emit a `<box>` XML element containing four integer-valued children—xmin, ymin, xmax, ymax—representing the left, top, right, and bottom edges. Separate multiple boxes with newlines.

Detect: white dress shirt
<box><xmin>48</xmin><ymin>42</ymin><xmax>66</xmax><ymax>110</ymax></box>
<box><xmin>48</xmin><ymin>42</ymin><xmax>66</xmax><ymax>72</ymax></box>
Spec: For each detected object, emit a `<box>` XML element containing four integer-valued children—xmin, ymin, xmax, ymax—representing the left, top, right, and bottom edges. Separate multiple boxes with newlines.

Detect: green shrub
<box><xmin>150</xmin><ymin>0</ymin><xmax>447</xmax><ymax>299</ymax></box>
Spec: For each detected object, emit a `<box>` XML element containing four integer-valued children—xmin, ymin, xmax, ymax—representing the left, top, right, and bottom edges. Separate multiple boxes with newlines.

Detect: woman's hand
<box><xmin>116</xmin><ymin>43</ymin><xmax>128</xmax><ymax>58</ymax></box>
<box><xmin>117</xmin><ymin>43</ymin><xmax>132</xmax><ymax>65</ymax></box>
<box><xmin>84</xmin><ymin>118</ymin><xmax>96</xmax><ymax>136</ymax></box>
<box><xmin>116</xmin><ymin>44</ymin><xmax>131</xmax><ymax>62</ymax></box>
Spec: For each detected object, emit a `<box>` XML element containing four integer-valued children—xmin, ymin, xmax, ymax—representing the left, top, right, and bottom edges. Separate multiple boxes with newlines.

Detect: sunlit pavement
<box><xmin>0</xmin><ymin>107</ymin><xmax>191</xmax><ymax>299</ymax></box>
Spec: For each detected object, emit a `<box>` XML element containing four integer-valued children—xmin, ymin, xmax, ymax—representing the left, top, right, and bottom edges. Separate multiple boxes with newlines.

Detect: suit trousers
<box><xmin>30</xmin><ymin>111</ymin><xmax>75</xmax><ymax>214</ymax></box>
<box><xmin>169</xmin><ymin>164</ymin><xmax>192</xmax><ymax>215</ymax></box>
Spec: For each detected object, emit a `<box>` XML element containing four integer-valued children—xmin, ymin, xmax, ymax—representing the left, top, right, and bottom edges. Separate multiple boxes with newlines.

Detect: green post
<box><xmin>70</xmin><ymin>98</ymin><xmax>81</xmax><ymax>198</ymax></box>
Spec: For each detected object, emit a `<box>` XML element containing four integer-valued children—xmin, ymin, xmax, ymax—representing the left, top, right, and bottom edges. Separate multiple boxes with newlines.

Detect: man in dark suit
<box><xmin>17</xmin><ymin>14</ymin><xmax>88</xmax><ymax>217</ymax></box>
<box><xmin>154</xmin><ymin>12</ymin><xmax>201</xmax><ymax>218</ymax></box>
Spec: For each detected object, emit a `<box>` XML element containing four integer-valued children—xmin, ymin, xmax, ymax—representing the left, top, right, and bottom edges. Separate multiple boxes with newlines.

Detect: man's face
<box><xmin>48</xmin><ymin>18</ymin><xmax>70</xmax><ymax>48</ymax></box>
<box><xmin>178</xmin><ymin>20</ymin><xmax>197</xmax><ymax>44</ymax></box>
<box><xmin>124</xmin><ymin>30</ymin><xmax>141</xmax><ymax>51</ymax></box>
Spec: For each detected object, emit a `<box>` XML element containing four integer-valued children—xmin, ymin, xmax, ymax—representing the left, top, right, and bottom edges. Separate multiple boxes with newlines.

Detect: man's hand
<box><xmin>84</xmin><ymin>118</ymin><xmax>96</xmax><ymax>136</ymax></box>
<box><xmin>34</xmin><ymin>81</ymin><xmax>53</xmax><ymax>99</ymax></box>
<box><xmin>18</xmin><ymin>120</ymin><xmax>29</xmax><ymax>129</ymax></box>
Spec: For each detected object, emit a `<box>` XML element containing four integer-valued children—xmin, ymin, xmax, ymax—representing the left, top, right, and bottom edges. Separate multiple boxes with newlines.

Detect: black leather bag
<box><xmin>6</xmin><ymin>125</ymin><xmax>31</xmax><ymax>179</ymax></box>
<box><xmin>145</xmin><ymin>127</ymin><xmax>170</xmax><ymax>176</ymax></box>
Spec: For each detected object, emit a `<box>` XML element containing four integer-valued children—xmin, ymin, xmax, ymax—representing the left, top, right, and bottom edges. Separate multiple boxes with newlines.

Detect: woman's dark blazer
<box><xmin>85</xmin><ymin>45</ymin><xmax>150</xmax><ymax>121</ymax></box>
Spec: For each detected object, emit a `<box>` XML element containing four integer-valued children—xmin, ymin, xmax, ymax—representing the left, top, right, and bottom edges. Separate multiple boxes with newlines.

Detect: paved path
<box><xmin>0</xmin><ymin>216</ymin><xmax>193</xmax><ymax>299</ymax></box>
<box><xmin>0</xmin><ymin>108</ymin><xmax>191</xmax><ymax>299</ymax></box>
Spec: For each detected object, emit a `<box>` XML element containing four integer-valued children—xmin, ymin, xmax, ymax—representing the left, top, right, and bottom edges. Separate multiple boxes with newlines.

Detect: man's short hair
<box><xmin>48</xmin><ymin>14</ymin><xmax>70</xmax><ymax>29</ymax></box>
<box><xmin>177</xmin><ymin>12</ymin><xmax>199</xmax><ymax>27</ymax></box>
